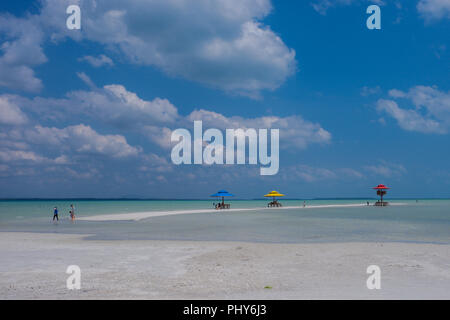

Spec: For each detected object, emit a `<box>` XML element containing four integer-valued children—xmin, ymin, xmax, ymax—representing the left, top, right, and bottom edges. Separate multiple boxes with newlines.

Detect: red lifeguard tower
<box><xmin>373</xmin><ymin>184</ymin><xmax>390</xmax><ymax>206</ymax></box>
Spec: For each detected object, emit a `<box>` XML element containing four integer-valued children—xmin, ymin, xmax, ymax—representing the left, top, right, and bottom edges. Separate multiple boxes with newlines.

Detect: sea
<box><xmin>0</xmin><ymin>199</ymin><xmax>449</xmax><ymax>244</ymax></box>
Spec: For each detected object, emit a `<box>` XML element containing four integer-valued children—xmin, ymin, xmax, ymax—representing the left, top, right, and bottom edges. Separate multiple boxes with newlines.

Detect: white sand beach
<box><xmin>78</xmin><ymin>203</ymin><xmax>406</xmax><ymax>221</ymax></box>
<box><xmin>1</xmin><ymin>232</ymin><xmax>448</xmax><ymax>299</ymax></box>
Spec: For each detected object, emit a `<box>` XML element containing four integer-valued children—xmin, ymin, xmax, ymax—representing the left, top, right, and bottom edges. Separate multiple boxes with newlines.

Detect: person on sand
<box><xmin>69</xmin><ymin>204</ymin><xmax>75</xmax><ymax>221</ymax></box>
<box><xmin>53</xmin><ymin>207</ymin><xmax>59</xmax><ymax>221</ymax></box>
<box><xmin>303</xmin><ymin>201</ymin><xmax>306</xmax><ymax>208</ymax></box>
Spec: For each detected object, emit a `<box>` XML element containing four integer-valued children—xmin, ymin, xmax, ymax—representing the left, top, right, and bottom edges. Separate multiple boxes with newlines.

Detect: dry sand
<box><xmin>0</xmin><ymin>232</ymin><xmax>449</xmax><ymax>299</ymax></box>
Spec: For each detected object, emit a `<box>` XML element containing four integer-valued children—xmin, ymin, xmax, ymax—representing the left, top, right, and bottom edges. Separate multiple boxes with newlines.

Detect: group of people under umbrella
<box><xmin>211</xmin><ymin>189</ymin><xmax>285</xmax><ymax>209</ymax></box>
<box><xmin>211</xmin><ymin>190</ymin><xmax>233</xmax><ymax>209</ymax></box>
<box><xmin>211</xmin><ymin>184</ymin><xmax>391</xmax><ymax>209</ymax></box>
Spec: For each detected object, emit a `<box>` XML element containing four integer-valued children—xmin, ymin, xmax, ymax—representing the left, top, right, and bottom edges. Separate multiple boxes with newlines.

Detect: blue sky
<box><xmin>0</xmin><ymin>0</ymin><xmax>449</xmax><ymax>199</ymax></box>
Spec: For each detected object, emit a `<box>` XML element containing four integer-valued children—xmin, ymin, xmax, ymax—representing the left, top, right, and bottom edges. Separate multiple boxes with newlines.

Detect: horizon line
<box><xmin>0</xmin><ymin>197</ymin><xmax>448</xmax><ymax>201</ymax></box>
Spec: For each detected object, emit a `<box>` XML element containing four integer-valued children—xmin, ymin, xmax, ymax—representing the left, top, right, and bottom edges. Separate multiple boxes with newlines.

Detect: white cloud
<box><xmin>377</xmin><ymin>99</ymin><xmax>445</xmax><ymax>134</ymax></box>
<box><xmin>139</xmin><ymin>153</ymin><xmax>173</xmax><ymax>174</ymax></box>
<box><xmin>0</xmin><ymin>122</ymin><xmax>140</xmax><ymax>160</ymax></box>
<box><xmin>7</xmin><ymin>82</ymin><xmax>180</xmax><ymax>127</ymax></box>
<box><xmin>102</xmin><ymin>84</ymin><xmax>179</xmax><ymax>124</ymax></box>
<box><xmin>0</xmin><ymin>148</ymin><xmax>70</xmax><ymax>166</ymax></box>
<box><xmin>6</xmin><ymin>78</ymin><xmax>330</xmax><ymax>151</ymax></box>
<box><xmin>76</xmin><ymin>72</ymin><xmax>97</xmax><ymax>89</ymax></box>
<box><xmin>37</xmin><ymin>0</ymin><xmax>296</xmax><ymax>97</ymax></box>
<box><xmin>0</xmin><ymin>0</ymin><xmax>296</xmax><ymax>96</ymax></box>
<box><xmin>0</xmin><ymin>76</ymin><xmax>332</xmax><ymax>183</ymax></box>
<box><xmin>142</xmin><ymin>126</ymin><xmax>173</xmax><ymax>150</ymax></box>
<box><xmin>377</xmin><ymin>86</ymin><xmax>450</xmax><ymax>134</ymax></box>
<box><xmin>0</xmin><ymin>15</ymin><xmax>47</xmax><ymax>92</ymax></box>
<box><xmin>0</xmin><ymin>150</ymin><xmax>47</xmax><ymax>163</ymax></box>
<box><xmin>78</xmin><ymin>54</ymin><xmax>114</xmax><ymax>67</ymax></box>
<box><xmin>24</xmin><ymin>124</ymin><xmax>141</xmax><ymax>158</ymax></box>
<box><xmin>417</xmin><ymin>0</ymin><xmax>450</xmax><ymax>21</ymax></box>
<box><xmin>187</xmin><ymin>109</ymin><xmax>331</xmax><ymax>149</ymax></box>
<box><xmin>0</xmin><ymin>96</ymin><xmax>28</xmax><ymax>125</ymax></box>
<box><xmin>399</xmin><ymin>86</ymin><xmax>450</xmax><ymax>121</ymax></box>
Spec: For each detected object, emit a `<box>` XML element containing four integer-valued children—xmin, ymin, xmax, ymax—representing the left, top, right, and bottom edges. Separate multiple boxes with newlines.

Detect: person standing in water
<box><xmin>69</xmin><ymin>204</ymin><xmax>75</xmax><ymax>221</ymax></box>
<box><xmin>53</xmin><ymin>207</ymin><xmax>59</xmax><ymax>221</ymax></box>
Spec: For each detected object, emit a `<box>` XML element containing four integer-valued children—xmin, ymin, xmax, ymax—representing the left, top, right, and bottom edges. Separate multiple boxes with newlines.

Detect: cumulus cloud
<box><xmin>139</xmin><ymin>153</ymin><xmax>173</xmax><ymax>174</ymax></box>
<box><xmin>377</xmin><ymin>86</ymin><xmax>450</xmax><ymax>134</ymax></box>
<box><xmin>417</xmin><ymin>0</ymin><xmax>450</xmax><ymax>21</ymax></box>
<box><xmin>187</xmin><ymin>109</ymin><xmax>331</xmax><ymax>149</ymax></box>
<box><xmin>0</xmin><ymin>96</ymin><xmax>28</xmax><ymax>125</ymax></box>
<box><xmin>0</xmin><ymin>150</ymin><xmax>48</xmax><ymax>163</ymax></box>
<box><xmin>0</xmin><ymin>122</ymin><xmax>141</xmax><ymax>184</ymax></box>
<box><xmin>0</xmin><ymin>79</ymin><xmax>331</xmax><ymax>185</ymax></box>
<box><xmin>142</xmin><ymin>126</ymin><xmax>173</xmax><ymax>150</ymax></box>
<box><xmin>377</xmin><ymin>99</ymin><xmax>445</xmax><ymax>134</ymax></box>
<box><xmin>0</xmin><ymin>0</ymin><xmax>296</xmax><ymax>97</ymax></box>
<box><xmin>0</xmin><ymin>148</ymin><xmax>71</xmax><ymax>166</ymax></box>
<box><xmin>37</xmin><ymin>0</ymin><xmax>296</xmax><ymax>97</ymax></box>
<box><xmin>8</xmin><ymin>82</ymin><xmax>180</xmax><ymax>127</ymax></box>
<box><xmin>24</xmin><ymin>124</ymin><xmax>141</xmax><ymax>158</ymax></box>
<box><xmin>5</xmin><ymin>78</ymin><xmax>330</xmax><ymax>151</ymax></box>
<box><xmin>102</xmin><ymin>84</ymin><xmax>179</xmax><ymax>124</ymax></box>
<box><xmin>0</xmin><ymin>14</ymin><xmax>47</xmax><ymax>92</ymax></box>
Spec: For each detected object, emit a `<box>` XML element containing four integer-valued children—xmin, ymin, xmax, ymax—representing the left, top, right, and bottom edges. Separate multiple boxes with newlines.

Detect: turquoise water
<box><xmin>0</xmin><ymin>199</ymin><xmax>449</xmax><ymax>244</ymax></box>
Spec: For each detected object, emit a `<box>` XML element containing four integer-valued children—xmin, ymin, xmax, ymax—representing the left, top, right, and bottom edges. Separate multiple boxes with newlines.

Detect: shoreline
<box><xmin>77</xmin><ymin>202</ymin><xmax>408</xmax><ymax>222</ymax></box>
<box><xmin>0</xmin><ymin>232</ymin><xmax>448</xmax><ymax>299</ymax></box>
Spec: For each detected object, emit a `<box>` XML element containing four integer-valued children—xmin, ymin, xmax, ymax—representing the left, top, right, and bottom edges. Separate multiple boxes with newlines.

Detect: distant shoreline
<box><xmin>0</xmin><ymin>198</ymin><xmax>446</xmax><ymax>201</ymax></box>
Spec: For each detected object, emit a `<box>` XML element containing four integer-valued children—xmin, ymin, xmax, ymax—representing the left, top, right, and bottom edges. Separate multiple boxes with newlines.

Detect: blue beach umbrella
<box><xmin>210</xmin><ymin>190</ymin><xmax>234</xmax><ymax>206</ymax></box>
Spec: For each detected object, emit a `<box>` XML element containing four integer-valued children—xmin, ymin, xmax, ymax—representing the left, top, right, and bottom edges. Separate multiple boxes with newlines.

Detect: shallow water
<box><xmin>0</xmin><ymin>199</ymin><xmax>449</xmax><ymax>244</ymax></box>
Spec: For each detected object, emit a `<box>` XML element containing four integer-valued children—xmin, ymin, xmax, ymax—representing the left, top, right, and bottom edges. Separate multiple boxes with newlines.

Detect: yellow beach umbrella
<box><xmin>264</xmin><ymin>190</ymin><xmax>285</xmax><ymax>198</ymax></box>
<box><xmin>264</xmin><ymin>190</ymin><xmax>285</xmax><ymax>207</ymax></box>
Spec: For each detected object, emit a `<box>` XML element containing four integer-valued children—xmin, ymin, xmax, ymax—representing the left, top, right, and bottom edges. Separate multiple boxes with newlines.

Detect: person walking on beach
<box><xmin>53</xmin><ymin>207</ymin><xmax>59</xmax><ymax>221</ymax></box>
<box><xmin>69</xmin><ymin>204</ymin><xmax>75</xmax><ymax>221</ymax></box>
<box><xmin>303</xmin><ymin>201</ymin><xmax>306</xmax><ymax>208</ymax></box>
